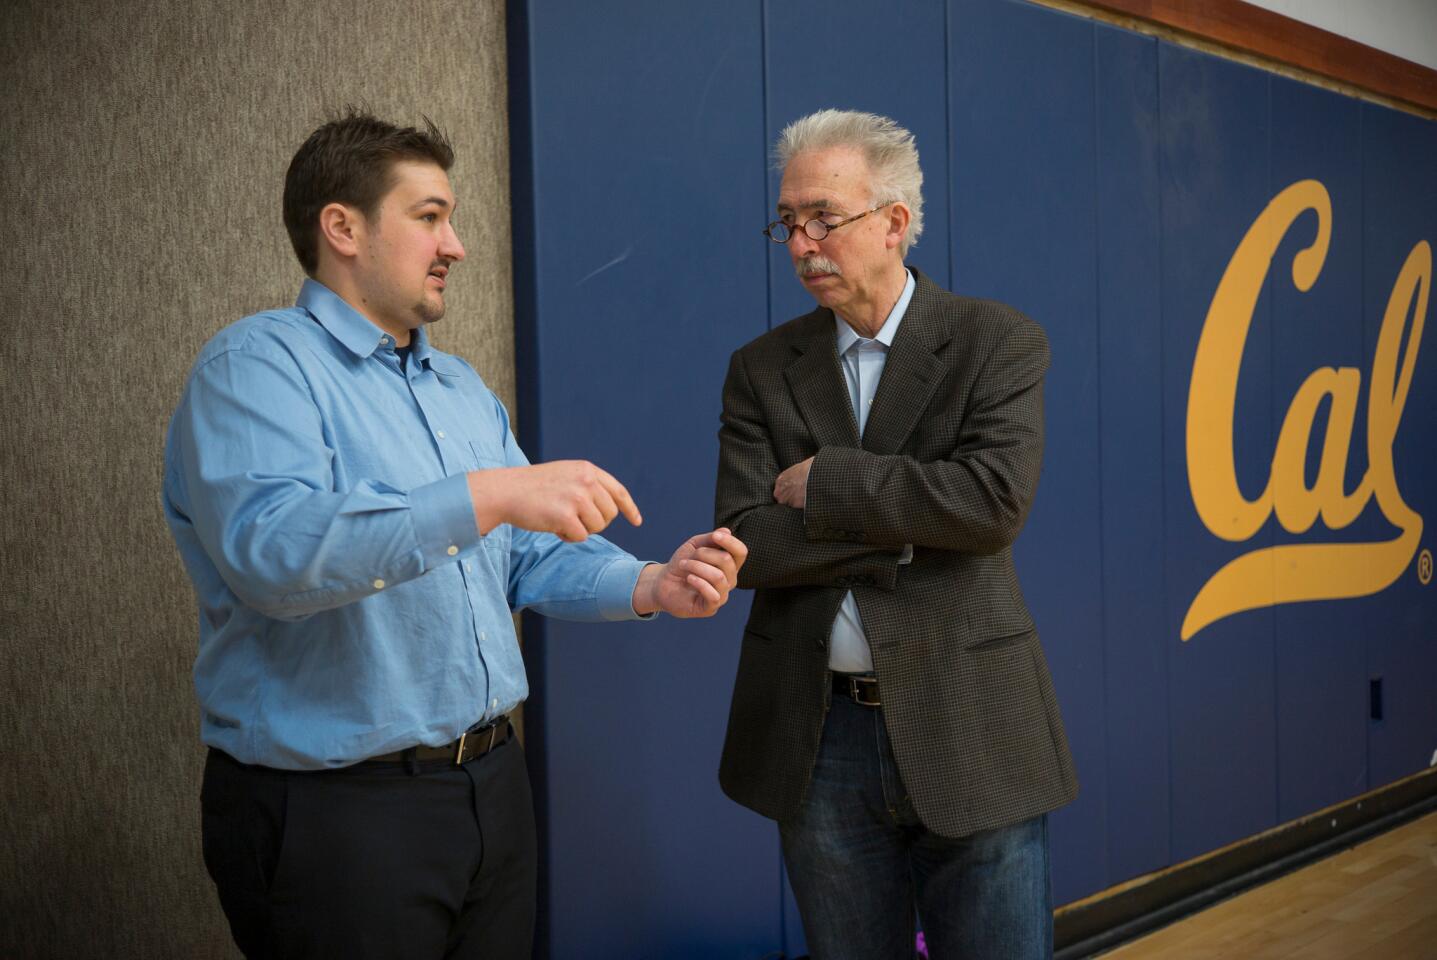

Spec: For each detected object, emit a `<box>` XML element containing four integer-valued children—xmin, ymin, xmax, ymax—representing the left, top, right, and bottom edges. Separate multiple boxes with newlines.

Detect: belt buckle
<box><xmin>849</xmin><ymin>676</ymin><xmax>881</xmax><ymax>707</ymax></box>
<box><xmin>454</xmin><ymin>720</ymin><xmax>501</xmax><ymax>765</ymax></box>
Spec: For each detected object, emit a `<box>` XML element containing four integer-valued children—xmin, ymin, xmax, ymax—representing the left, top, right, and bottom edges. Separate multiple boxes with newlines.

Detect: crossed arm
<box><xmin>715</xmin><ymin>323</ymin><xmax>1048</xmax><ymax>590</ymax></box>
<box><xmin>715</xmin><ymin>348</ymin><xmax>904</xmax><ymax>591</ymax></box>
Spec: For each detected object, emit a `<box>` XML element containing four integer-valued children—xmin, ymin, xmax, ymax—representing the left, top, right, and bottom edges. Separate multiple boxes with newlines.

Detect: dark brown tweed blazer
<box><xmin>714</xmin><ymin>267</ymin><xmax>1078</xmax><ymax>839</ymax></box>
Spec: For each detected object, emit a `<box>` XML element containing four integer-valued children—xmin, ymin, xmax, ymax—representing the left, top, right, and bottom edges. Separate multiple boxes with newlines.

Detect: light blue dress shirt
<box><xmin>827</xmin><ymin>270</ymin><xmax>916</xmax><ymax>674</ymax></box>
<box><xmin>163</xmin><ymin>279</ymin><xmax>649</xmax><ymax>769</ymax></box>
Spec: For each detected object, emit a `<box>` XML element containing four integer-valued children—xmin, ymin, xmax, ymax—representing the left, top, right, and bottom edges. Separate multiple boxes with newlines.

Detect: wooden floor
<box><xmin>1098</xmin><ymin>810</ymin><xmax>1437</xmax><ymax>959</ymax></box>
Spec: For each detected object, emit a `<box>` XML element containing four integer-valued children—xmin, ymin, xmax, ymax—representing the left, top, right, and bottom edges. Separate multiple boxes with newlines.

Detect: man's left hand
<box><xmin>774</xmin><ymin>456</ymin><xmax>814</xmax><ymax>508</ymax></box>
<box><xmin>633</xmin><ymin>528</ymin><xmax>749</xmax><ymax>617</ymax></box>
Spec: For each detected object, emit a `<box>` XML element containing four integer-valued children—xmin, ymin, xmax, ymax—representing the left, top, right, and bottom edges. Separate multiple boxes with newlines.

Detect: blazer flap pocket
<box><xmin>964</xmin><ymin>626</ymin><xmax>1037</xmax><ymax>654</ymax></box>
<box><xmin>962</xmin><ymin>605</ymin><xmax>1036</xmax><ymax>649</ymax></box>
<box><xmin>742</xmin><ymin>626</ymin><xmax>781</xmax><ymax>644</ymax></box>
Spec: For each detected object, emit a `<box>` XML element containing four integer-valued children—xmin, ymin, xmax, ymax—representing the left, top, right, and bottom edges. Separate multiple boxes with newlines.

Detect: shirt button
<box><xmin>480</xmin><ymin>631</ymin><xmax>487</xmax><ymax>641</ymax></box>
<box><xmin>490</xmin><ymin>698</ymin><xmax>499</xmax><ymax>710</ymax></box>
<box><xmin>372</xmin><ymin>579</ymin><xmax>385</xmax><ymax>590</ymax></box>
<box><xmin>437</xmin><ymin>430</ymin><xmax>446</xmax><ymax>439</ymax></box>
<box><xmin>380</xmin><ymin>337</ymin><xmax>390</xmax><ymax>346</ymax></box>
<box><xmin>446</xmin><ymin>545</ymin><xmax>458</xmax><ymax>556</ymax></box>
<box><xmin>465</xmin><ymin>562</ymin><xmax>473</xmax><ymax>572</ymax></box>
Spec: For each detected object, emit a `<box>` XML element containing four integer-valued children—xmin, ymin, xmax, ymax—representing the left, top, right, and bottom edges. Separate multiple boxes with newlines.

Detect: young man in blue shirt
<box><xmin>164</xmin><ymin>112</ymin><xmax>746</xmax><ymax>959</ymax></box>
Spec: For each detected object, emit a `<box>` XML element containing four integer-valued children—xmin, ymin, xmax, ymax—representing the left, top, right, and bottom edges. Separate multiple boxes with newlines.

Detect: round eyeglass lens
<box><xmin>802</xmin><ymin>219</ymin><xmax>829</xmax><ymax>241</ymax></box>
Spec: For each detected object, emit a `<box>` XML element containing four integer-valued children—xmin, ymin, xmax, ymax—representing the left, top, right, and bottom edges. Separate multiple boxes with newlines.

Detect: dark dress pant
<box><xmin>200</xmin><ymin>732</ymin><xmax>535</xmax><ymax>960</ymax></box>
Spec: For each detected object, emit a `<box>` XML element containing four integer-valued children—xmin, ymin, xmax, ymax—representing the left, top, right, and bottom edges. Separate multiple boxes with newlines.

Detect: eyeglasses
<box><xmin>763</xmin><ymin>202</ymin><xmax>894</xmax><ymax>244</ymax></box>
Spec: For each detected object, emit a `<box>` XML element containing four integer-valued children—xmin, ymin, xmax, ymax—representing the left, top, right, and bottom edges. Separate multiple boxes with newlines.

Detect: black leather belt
<box><xmin>832</xmin><ymin>673</ymin><xmax>881</xmax><ymax>707</ymax></box>
<box><xmin>369</xmin><ymin>717</ymin><xmax>510</xmax><ymax>765</ymax></box>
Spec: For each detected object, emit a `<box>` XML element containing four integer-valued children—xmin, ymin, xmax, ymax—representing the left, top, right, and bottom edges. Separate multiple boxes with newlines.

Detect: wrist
<box><xmin>631</xmin><ymin>562</ymin><xmax>662</xmax><ymax>615</ymax></box>
<box><xmin>466</xmin><ymin>468</ymin><xmax>511</xmax><ymax>535</ymax></box>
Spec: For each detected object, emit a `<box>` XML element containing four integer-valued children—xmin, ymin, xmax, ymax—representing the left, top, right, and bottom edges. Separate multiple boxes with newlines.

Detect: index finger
<box><xmin>596</xmin><ymin>468</ymin><xmax>643</xmax><ymax>527</ymax></box>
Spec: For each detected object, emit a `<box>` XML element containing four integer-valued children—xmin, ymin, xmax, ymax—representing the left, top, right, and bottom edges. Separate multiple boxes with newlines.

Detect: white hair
<box><xmin>775</xmin><ymin>109</ymin><xmax>925</xmax><ymax>255</ymax></box>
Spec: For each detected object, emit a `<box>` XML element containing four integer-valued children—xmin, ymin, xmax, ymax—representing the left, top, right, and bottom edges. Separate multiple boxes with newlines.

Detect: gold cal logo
<box><xmin>1183</xmin><ymin>179</ymin><xmax>1429</xmax><ymax>640</ymax></box>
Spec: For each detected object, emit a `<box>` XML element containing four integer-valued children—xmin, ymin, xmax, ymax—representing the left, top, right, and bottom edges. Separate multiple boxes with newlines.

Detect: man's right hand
<box><xmin>467</xmin><ymin>460</ymin><xmax>643</xmax><ymax>542</ymax></box>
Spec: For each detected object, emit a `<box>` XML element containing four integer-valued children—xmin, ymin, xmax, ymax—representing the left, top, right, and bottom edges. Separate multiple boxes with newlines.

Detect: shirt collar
<box><xmin>296</xmin><ymin>279</ymin><xmax>394</xmax><ymax>359</ymax></box>
<box><xmin>296</xmin><ymin>279</ymin><xmax>450</xmax><ymax>372</ymax></box>
<box><xmin>408</xmin><ymin>324</ymin><xmax>439</xmax><ymax>369</ymax></box>
<box><xmin>834</xmin><ymin>268</ymin><xmax>916</xmax><ymax>354</ymax></box>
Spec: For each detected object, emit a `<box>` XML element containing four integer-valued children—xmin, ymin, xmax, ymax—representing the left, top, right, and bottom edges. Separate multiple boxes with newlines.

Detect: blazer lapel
<box><xmin>783</xmin><ymin>312</ymin><xmax>860</xmax><ymax>450</ymax></box>
<box><xmin>862</xmin><ymin>271</ymin><xmax>952</xmax><ymax>455</ymax></box>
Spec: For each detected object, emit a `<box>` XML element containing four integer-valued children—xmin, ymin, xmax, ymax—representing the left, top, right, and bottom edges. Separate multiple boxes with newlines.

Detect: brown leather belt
<box><xmin>369</xmin><ymin>717</ymin><xmax>510</xmax><ymax>765</ymax></box>
<box><xmin>832</xmin><ymin>673</ymin><xmax>881</xmax><ymax>707</ymax></box>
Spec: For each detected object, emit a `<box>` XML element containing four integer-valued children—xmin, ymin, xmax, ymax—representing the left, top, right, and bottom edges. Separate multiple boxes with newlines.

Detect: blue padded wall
<box><xmin>1268</xmin><ymin>76</ymin><xmax>1369</xmax><ymax>822</ymax></box>
<box><xmin>1094</xmin><ymin>22</ymin><xmax>1170</xmax><ymax>884</ymax></box>
<box><xmin>950</xmin><ymin>0</ymin><xmax>1107</xmax><ymax>905</ymax></box>
<box><xmin>509</xmin><ymin>0</ymin><xmax>1437</xmax><ymax>955</ymax></box>
<box><xmin>1158</xmin><ymin>44</ymin><xmax>1281</xmax><ymax>864</ymax></box>
<box><xmin>509</xmin><ymin>3</ymin><xmax>772</xmax><ymax>958</ymax></box>
<box><xmin>1363</xmin><ymin>105</ymin><xmax>1437</xmax><ymax>788</ymax></box>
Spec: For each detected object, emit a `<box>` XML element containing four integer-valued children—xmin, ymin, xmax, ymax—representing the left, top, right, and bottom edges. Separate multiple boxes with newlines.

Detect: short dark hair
<box><xmin>282</xmin><ymin>110</ymin><xmax>455</xmax><ymax>275</ymax></box>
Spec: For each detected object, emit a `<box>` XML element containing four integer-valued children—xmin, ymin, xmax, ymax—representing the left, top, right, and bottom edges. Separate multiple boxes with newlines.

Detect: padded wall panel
<box><xmin>1095</xmin><ymin>23</ymin><xmax>1171</xmax><ymax>885</ymax></box>
<box><xmin>1159</xmin><ymin>45</ymin><xmax>1280</xmax><ymax>862</ymax></box>
<box><xmin>515</xmin><ymin>3</ymin><xmax>774</xmax><ymax>958</ymax></box>
<box><xmin>1268</xmin><ymin>77</ymin><xmax>1371</xmax><ymax>822</ymax></box>
<box><xmin>950</xmin><ymin>0</ymin><xmax>1108</xmax><ymax>904</ymax></box>
<box><xmin>1362</xmin><ymin>103</ymin><xmax>1437</xmax><ymax>788</ymax></box>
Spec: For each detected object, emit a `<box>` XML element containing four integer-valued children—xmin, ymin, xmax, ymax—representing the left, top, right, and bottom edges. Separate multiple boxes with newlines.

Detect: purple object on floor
<box><xmin>915</xmin><ymin>931</ymin><xmax>929</xmax><ymax>958</ymax></box>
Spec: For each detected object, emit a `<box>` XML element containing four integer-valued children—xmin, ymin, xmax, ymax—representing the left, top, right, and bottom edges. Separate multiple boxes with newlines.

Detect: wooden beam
<box><xmin>1062</xmin><ymin>0</ymin><xmax>1437</xmax><ymax>113</ymax></box>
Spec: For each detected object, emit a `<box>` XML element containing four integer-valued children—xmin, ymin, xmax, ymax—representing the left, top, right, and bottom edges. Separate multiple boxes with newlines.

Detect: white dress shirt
<box><xmin>826</xmin><ymin>269</ymin><xmax>916</xmax><ymax>674</ymax></box>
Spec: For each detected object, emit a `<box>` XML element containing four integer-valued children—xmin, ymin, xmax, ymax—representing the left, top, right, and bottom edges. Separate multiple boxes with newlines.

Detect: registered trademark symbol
<box><xmin>1420</xmin><ymin>549</ymin><xmax>1434</xmax><ymax>586</ymax></box>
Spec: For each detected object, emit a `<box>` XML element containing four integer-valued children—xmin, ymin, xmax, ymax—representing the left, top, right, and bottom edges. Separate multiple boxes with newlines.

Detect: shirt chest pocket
<box><xmin>468</xmin><ymin>440</ymin><xmax>513</xmax><ymax>558</ymax></box>
<box><xmin>469</xmin><ymin>439</ymin><xmax>507</xmax><ymax>469</ymax></box>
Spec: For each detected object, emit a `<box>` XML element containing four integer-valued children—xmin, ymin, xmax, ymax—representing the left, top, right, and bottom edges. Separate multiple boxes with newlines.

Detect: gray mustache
<box><xmin>795</xmin><ymin>256</ymin><xmax>841</xmax><ymax>278</ymax></box>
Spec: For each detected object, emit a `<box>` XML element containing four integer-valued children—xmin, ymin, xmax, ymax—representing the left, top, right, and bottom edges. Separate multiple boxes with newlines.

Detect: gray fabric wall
<box><xmin>0</xmin><ymin>1</ymin><xmax>513</xmax><ymax>955</ymax></box>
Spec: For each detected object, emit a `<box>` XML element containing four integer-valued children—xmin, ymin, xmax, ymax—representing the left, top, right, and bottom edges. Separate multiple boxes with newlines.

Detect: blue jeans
<box><xmin>780</xmin><ymin>691</ymin><xmax>1052</xmax><ymax>960</ymax></box>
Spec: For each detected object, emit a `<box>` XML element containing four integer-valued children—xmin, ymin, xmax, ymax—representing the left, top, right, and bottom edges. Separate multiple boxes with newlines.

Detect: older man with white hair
<box><xmin>714</xmin><ymin>109</ymin><xmax>1078</xmax><ymax>959</ymax></box>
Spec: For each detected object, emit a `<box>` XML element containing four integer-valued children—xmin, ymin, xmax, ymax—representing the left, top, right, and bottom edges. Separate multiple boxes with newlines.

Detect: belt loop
<box><xmin>403</xmin><ymin>746</ymin><xmax>419</xmax><ymax>777</ymax></box>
